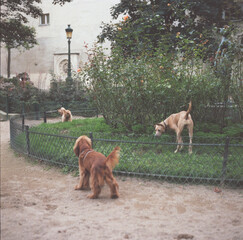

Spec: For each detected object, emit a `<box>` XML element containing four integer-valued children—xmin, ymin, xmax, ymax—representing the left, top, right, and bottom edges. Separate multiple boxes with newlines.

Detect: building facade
<box><xmin>0</xmin><ymin>0</ymin><xmax>120</xmax><ymax>89</ymax></box>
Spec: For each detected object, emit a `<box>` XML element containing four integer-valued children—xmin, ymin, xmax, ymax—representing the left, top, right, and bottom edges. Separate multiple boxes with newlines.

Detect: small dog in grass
<box><xmin>154</xmin><ymin>101</ymin><xmax>194</xmax><ymax>154</ymax></box>
<box><xmin>58</xmin><ymin>107</ymin><xmax>72</xmax><ymax>122</ymax></box>
<box><xmin>73</xmin><ymin>135</ymin><xmax>120</xmax><ymax>199</ymax></box>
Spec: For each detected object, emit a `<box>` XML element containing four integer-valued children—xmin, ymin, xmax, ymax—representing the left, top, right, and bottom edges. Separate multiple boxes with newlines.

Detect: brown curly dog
<box><xmin>73</xmin><ymin>136</ymin><xmax>120</xmax><ymax>199</ymax></box>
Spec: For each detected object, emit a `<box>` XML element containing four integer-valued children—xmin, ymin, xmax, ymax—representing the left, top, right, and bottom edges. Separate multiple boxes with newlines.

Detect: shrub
<box><xmin>0</xmin><ymin>74</ymin><xmax>91</xmax><ymax>114</ymax></box>
<box><xmin>80</xmin><ymin>46</ymin><xmax>227</xmax><ymax>133</ymax></box>
<box><xmin>0</xmin><ymin>76</ymin><xmax>41</xmax><ymax>113</ymax></box>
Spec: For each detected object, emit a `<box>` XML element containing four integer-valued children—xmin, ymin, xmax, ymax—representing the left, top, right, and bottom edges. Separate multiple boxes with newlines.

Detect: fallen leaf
<box><xmin>214</xmin><ymin>187</ymin><xmax>222</xmax><ymax>193</ymax></box>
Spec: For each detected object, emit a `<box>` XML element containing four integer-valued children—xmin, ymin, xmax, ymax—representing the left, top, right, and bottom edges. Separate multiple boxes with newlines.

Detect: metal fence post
<box><xmin>6</xmin><ymin>95</ymin><xmax>9</xmax><ymax>119</ymax></box>
<box><xmin>89</xmin><ymin>132</ymin><xmax>93</xmax><ymax>145</ymax></box>
<box><xmin>22</xmin><ymin>102</ymin><xmax>25</xmax><ymax>115</ymax></box>
<box><xmin>44</xmin><ymin>111</ymin><xmax>47</xmax><ymax>123</ymax></box>
<box><xmin>10</xmin><ymin>118</ymin><xmax>13</xmax><ymax>147</ymax></box>
<box><xmin>25</xmin><ymin>125</ymin><xmax>30</xmax><ymax>156</ymax></box>
<box><xmin>34</xmin><ymin>103</ymin><xmax>40</xmax><ymax>120</ymax></box>
<box><xmin>221</xmin><ymin>137</ymin><xmax>230</xmax><ymax>185</ymax></box>
<box><xmin>22</xmin><ymin>114</ymin><xmax>25</xmax><ymax>132</ymax></box>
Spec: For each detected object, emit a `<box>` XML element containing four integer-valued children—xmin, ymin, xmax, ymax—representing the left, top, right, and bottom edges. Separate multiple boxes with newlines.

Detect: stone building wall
<box><xmin>0</xmin><ymin>0</ymin><xmax>120</xmax><ymax>89</ymax></box>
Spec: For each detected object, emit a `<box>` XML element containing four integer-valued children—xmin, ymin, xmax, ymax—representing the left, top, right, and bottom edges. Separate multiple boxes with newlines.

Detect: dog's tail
<box><xmin>185</xmin><ymin>101</ymin><xmax>192</xmax><ymax>120</ymax></box>
<box><xmin>106</xmin><ymin>146</ymin><xmax>120</xmax><ymax>171</ymax></box>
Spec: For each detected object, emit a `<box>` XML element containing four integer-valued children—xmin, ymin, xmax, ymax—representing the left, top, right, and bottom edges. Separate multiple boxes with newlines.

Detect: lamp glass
<box><xmin>65</xmin><ymin>24</ymin><xmax>73</xmax><ymax>39</ymax></box>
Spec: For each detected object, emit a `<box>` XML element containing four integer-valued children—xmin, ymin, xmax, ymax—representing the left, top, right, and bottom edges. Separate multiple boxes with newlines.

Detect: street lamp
<box><xmin>65</xmin><ymin>24</ymin><xmax>73</xmax><ymax>83</ymax></box>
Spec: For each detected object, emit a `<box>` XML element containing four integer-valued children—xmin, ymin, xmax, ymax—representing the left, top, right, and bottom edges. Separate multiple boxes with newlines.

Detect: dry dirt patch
<box><xmin>1</xmin><ymin>120</ymin><xmax>243</xmax><ymax>240</ymax></box>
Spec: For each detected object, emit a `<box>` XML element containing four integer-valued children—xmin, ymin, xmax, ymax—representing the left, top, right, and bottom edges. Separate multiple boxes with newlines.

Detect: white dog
<box><xmin>58</xmin><ymin>107</ymin><xmax>72</xmax><ymax>122</ymax></box>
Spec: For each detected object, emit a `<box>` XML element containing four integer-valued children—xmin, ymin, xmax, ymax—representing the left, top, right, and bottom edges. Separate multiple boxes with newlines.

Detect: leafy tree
<box><xmin>0</xmin><ymin>0</ymin><xmax>75</xmax><ymax>77</ymax></box>
<box><xmin>0</xmin><ymin>0</ymin><xmax>43</xmax><ymax>77</ymax></box>
<box><xmin>52</xmin><ymin>0</ymin><xmax>72</xmax><ymax>5</ymax></box>
<box><xmin>212</xmin><ymin>26</ymin><xmax>243</xmax><ymax>127</ymax></box>
<box><xmin>3</xmin><ymin>21</ymin><xmax>38</xmax><ymax>78</ymax></box>
<box><xmin>98</xmin><ymin>0</ymin><xmax>242</xmax><ymax>59</ymax></box>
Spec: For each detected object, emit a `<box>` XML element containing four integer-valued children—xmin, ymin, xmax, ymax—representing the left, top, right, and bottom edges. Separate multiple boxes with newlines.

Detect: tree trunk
<box><xmin>7</xmin><ymin>47</ymin><xmax>11</xmax><ymax>78</ymax></box>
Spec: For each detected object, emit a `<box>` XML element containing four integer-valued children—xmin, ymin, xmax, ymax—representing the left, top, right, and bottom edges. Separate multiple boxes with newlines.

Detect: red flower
<box><xmin>202</xmin><ymin>40</ymin><xmax>209</xmax><ymax>45</ymax></box>
<box><xmin>123</xmin><ymin>15</ymin><xmax>129</xmax><ymax>21</ymax></box>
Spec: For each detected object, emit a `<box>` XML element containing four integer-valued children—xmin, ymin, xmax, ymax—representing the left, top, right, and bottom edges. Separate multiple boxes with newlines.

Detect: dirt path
<box><xmin>1</xmin><ymin>120</ymin><xmax>243</xmax><ymax>240</ymax></box>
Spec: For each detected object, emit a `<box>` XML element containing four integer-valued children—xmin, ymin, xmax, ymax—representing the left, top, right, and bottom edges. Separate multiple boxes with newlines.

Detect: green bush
<box><xmin>79</xmin><ymin>46</ymin><xmax>238</xmax><ymax>133</ymax></box>
<box><xmin>0</xmin><ymin>76</ymin><xmax>41</xmax><ymax>113</ymax></box>
<box><xmin>0</xmin><ymin>74</ymin><xmax>91</xmax><ymax>114</ymax></box>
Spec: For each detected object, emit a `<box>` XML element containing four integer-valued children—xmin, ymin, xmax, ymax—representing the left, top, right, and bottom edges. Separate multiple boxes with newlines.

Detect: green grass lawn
<box><xmin>14</xmin><ymin>118</ymin><xmax>243</xmax><ymax>184</ymax></box>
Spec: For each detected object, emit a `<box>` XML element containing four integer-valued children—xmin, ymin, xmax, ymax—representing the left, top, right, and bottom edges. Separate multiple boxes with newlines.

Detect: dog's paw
<box><xmin>111</xmin><ymin>194</ymin><xmax>119</xmax><ymax>199</ymax></box>
<box><xmin>74</xmin><ymin>185</ymin><xmax>82</xmax><ymax>190</ymax></box>
<box><xmin>87</xmin><ymin>194</ymin><xmax>98</xmax><ymax>199</ymax></box>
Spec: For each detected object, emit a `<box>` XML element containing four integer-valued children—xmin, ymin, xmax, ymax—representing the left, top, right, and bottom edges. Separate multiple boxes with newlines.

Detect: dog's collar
<box><xmin>79</xmin><ymin>150</ymin><xmax>94</xmax><ymax>161</ymax></box>
<box><xmin>163</xmin><ymin>121</ymin><xmax>167</xmax><ymax>129</ymax></box>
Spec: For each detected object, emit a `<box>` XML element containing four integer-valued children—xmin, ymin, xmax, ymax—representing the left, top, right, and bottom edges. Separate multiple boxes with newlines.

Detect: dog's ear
<box><xmin>73</xmin><ymin>144</ymin><xmax>79</xmax><ymax>157</ymax></box>
<box><xmin>155</xmin><ymin>123</ymin><xmax>162</xmax><ymax>128</ymax></box>
<box><xmin>73</xmin><ymin>139</ymin><xmax>80</xmax><ymax>157</ymax></box>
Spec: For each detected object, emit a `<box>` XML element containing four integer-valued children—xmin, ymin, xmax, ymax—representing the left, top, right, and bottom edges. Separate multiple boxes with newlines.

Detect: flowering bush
<box><xmin>79</xmin><ymin>46</ymin><xmax>225</xmax><ymax>133</ymax></box>
<box><xmin>0</xmin><ymin>76</ymin><xmax>42</xmax><ymax>113</ymax></box>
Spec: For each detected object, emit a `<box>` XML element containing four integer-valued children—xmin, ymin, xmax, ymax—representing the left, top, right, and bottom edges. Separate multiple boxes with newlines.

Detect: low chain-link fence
<box><xmin>9</xmin><ymin>111</ymin><xmax>243</xmax><ymax>187</ymax></box>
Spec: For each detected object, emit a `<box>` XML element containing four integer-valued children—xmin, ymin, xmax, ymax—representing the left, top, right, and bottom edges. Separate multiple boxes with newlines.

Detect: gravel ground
<box><xmin>1</xmin><ymin>120</ymin><xmax>243</xmax><ymax>240</ymax></box>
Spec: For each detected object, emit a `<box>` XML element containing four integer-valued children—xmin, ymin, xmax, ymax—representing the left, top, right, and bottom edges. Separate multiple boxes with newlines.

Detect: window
<box><xmin>40</xmin><ymin>14</ymin><xmax>50</xmax><ymax>25</ymax></box>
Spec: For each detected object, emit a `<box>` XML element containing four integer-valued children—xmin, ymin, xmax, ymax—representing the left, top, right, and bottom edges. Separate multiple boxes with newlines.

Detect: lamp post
<box><xmin>65</xmin><ymin>24</ymin><xmax>73</xmax><ymax>83</ymax></box>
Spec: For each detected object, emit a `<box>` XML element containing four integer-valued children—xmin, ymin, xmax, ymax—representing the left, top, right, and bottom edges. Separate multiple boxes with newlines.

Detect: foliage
<box><xmin>0</xmin><ymin>0</ymin><xmax>42</xmax><ymax>48</ymax></box>
<box><xmin>230</xmin><ymin>58</ymin><xmax>243</xmax><ymax>120</ymax></box>
<box><xmin>1</xmin><ymin>20</ymin><xmax>37</xmax><ymax>50</ymax></box>
<box><xmin>82</xmin><ymin>6</ymin><xmax>243</xmax><ymax>131</ymax></box>
<box><xmin>98</xmin><ymin>0</ymin><xmax>242</xmax><ymax>59</ymax></box>
<box><xmin>1</xmin><ymin>0</ymin><xmax>43</xmax><ymax>77</ymax></box>
<box><xmin>52</xmin><ymin>0</ymin><xmax>72</xmax><ymax>5</ymax></box>
<box><xmin>0</xmin><ymin>76</ymin><xmax>42</xmax><ymax>113</ymax></box>
<box><xmin>0</xmin><ymin>75</ymin><xmax>90</xmax><ymax>113</ymax></box>
<box><xmin>79</xmin><ymin>45</ymin><xmax>241</xmax><ymax>132</ymax></box>
<box><xmin>97</xmin><ymin>0</ymin><xmax>243</xmax><ymax>129</ymax></box>
<box><xmin>211</xmin><ymin>25</ymin><xmax>243</xmax><ymax>127</ymax></box>
<box><xmin>48</xmin><ymin>74</ymin><xmax>90</xmax><ymax>110</ymax></box>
